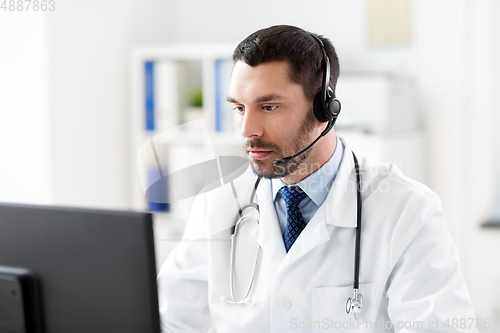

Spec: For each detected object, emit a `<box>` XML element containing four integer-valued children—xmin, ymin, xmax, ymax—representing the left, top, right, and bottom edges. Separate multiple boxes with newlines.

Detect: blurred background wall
<box><xmin>1</xmin><ymin>0</ymin><xmax>499</xmax><ymax>327</ymax></box>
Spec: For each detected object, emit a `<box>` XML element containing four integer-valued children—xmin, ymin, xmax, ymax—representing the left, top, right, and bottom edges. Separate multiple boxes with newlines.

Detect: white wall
<box><xmin>48</xmin><ymin>0</ymin><xmax>132</xmax><ymax>209</ymax></box>
<box><xmin>0</xmin><ymin>12</ymin><xmax>52</xmax><ymax>204</ymax></box>
<box><xmin>465</xmin><ymin>1</ymin><xmax>500</xmax><ymax>322</ymax></box>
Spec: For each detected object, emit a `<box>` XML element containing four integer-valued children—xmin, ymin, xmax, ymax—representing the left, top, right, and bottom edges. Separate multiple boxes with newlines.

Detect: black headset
<box><xmin>272</xmin><ymin>33</ymin><xmax>342</xmax><ymax>167</ymax></box>
<box><xmin>310</xmin><ymin>33</ymin><xmax>341</xmax><ymax>133</ymax></box>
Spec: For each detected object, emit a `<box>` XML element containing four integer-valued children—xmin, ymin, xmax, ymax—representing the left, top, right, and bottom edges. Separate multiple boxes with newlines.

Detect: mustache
<box><xmin>245</xmin><ymin>138</ymin><xmax>281</xmax><ymax>151</ymax></box>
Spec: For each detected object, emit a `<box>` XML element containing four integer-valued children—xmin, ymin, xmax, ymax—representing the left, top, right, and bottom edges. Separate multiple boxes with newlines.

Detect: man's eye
<box><xmin>233</xmin><ymin>106</ymin><xmax>245</xmax><ymax>113</ymax></box>
<box><xmin>263</xmin><ymin>105</ymin><xmax>278</xmax><ymax>111</ymax></box>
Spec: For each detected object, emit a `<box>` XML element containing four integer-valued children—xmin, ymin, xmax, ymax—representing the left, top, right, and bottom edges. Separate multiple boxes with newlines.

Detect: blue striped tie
<box><xmin>280</xmin><ymin>186</ymin><xmax>308</xmax><ymax>252</ymax></box>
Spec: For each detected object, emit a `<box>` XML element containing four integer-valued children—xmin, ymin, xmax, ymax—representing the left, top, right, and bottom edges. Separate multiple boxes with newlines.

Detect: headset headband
<box><xmin>309</xmin><ymin>33</ymin><xmax>331</xmax><ymax>106</ymax></box>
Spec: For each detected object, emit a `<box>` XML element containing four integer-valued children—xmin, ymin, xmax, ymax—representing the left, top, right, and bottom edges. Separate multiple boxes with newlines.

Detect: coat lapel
<box><xmin>279</xmin><ymin>204</ymin><xmax>331</xmax><ymax>269</ymax></box>
<box><xmin>251</xmin><ymin>178</ymin><xmax>287</xmax><ymax>269</ymax></box>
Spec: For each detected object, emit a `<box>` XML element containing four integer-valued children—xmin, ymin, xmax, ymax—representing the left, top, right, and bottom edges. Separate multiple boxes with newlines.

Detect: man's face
<box><xmin>228</xmin><ymin>61</ymin><xmax>318</xmax><ymax>179</ymax></box>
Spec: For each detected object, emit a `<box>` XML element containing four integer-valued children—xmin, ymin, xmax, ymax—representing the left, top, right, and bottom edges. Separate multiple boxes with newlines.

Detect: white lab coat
<box><xmin>157</xmin><ymin>139</ymin><xmax>477</xmax><ymax>332</ymax></box>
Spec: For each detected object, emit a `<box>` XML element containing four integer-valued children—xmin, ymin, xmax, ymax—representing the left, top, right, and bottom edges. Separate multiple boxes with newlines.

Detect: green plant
<box><xmin>188</xmin><ymin>88</ymin><xmax>203</xmax><ymax>107</ymax></box>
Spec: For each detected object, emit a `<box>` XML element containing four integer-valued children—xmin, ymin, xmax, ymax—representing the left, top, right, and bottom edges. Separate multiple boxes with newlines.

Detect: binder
<box><xmin>144</xmin><ymin>61</ymin><xmax>155</xmax><ymax>131</ymax></box>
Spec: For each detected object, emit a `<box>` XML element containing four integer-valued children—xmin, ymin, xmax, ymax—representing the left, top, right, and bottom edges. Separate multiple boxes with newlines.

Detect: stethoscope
<box><xmin>225</xmin><ymin>152</ymin><xmax>364</xmax><ymax>319</ymax></box>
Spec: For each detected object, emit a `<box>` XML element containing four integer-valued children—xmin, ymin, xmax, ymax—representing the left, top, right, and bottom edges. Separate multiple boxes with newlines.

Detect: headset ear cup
<box><xmin>328</xmin><ymin>98</ymin><xmax>341</xmax><ymax>118</ymax></box>
<box><xmin>313</xmin><ymin>92</ymin><xmax>329</xmax><ymax>122</ymax></box>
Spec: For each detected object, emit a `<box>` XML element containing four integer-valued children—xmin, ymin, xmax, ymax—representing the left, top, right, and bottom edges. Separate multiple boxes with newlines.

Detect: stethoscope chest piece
<box><xmin>346</xmin><ymin>288</ymin><xmax>363</xmax><ymax>320</ymax></box>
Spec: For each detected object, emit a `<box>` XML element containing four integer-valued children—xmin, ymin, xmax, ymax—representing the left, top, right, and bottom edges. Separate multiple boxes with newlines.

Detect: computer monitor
<box><xmin>0</xmin><ymin>202</ymin><xmax>161</xmax><ymax>333</ymax></box>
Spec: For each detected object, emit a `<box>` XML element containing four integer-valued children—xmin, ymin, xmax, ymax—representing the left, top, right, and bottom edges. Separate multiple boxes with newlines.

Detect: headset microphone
<box><xmin>273</xmin><ymin>117</ymin><xmax>335</xmax><ymax>167</ymax></box>
<box><xmin>272</xmin><ymin>33</ymin><xmax>341</xmax><ymax>168</ymax></box>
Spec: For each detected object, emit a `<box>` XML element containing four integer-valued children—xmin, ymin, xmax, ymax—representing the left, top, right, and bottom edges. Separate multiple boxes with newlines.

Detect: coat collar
<box><xmin>251</xmin><ymin>178</ymin><xmax>287</xmax><ymax>268</ymax></box>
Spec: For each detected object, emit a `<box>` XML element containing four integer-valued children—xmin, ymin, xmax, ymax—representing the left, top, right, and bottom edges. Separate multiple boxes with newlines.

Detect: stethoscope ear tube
<box><xmin>346</xmin><ymin>152</ymin><xmax>363</xmax><ymax>318</ymax></box>
<box><xmin>352</xmin><ymin>152</ymin><xmax>362</xmax><ymax>290</ymax></box>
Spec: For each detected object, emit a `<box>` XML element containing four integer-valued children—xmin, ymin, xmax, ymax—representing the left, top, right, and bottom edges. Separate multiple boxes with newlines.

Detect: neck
<box><xmin>281</xmin><ymin>128</ymin><xmax>337</xmax><ymax>185</ymax></box>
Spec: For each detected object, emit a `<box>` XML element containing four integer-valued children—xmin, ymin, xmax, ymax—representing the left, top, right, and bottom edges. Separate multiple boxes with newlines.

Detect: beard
<box><xmin>244</xmin><ymin>109</ymin><xmax>317</xmax><ymax>179</ymax></box>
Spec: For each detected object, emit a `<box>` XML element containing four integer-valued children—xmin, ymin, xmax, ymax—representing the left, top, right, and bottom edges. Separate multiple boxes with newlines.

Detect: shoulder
<box><xmin>358</xmin><ymin>155</ymin><xmax>439</xmax><ymax>208</ymax></box>
<box><xmin>356</xmin><ymin>156</ymin><xmax>451</xmax><ymax>262</ymax></box>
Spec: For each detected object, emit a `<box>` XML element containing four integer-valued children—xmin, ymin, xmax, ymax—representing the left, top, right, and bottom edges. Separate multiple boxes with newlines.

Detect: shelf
<box><xmin>147</xmin><ymin>129</ymin><xmax>242</xmax><ymax>146</ymax></box>
<box><xmin>130</xmin><ymin>43</ymin><xmax>241</xmax><ymax>212</ymax></box>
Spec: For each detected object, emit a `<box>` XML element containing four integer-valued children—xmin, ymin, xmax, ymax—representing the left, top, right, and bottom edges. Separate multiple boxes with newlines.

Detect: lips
<box><xmin>247</xmin><ymin>149</ymin><xmax>272</xmax><ymax>160</ymax></box>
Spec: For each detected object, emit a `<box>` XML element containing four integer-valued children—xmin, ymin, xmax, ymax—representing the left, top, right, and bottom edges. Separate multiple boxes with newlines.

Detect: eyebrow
<box><xmin>226</xmin><ymin>94</ymin><xmax>285</xmax><ymax>104</ymax></box>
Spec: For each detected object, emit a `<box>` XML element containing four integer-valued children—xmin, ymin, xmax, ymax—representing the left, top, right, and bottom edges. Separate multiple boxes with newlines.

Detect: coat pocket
<box><xmin>311</xmin><ymin>283</ymin><xmax>376</xmax><ymax>333</ymax></box>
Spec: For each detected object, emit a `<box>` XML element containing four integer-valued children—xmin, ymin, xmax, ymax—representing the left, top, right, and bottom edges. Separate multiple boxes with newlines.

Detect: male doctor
<box><xmin>157</xmin><ymin>25</ymin><xmax>477</xmax><ymax>332</ymax></box>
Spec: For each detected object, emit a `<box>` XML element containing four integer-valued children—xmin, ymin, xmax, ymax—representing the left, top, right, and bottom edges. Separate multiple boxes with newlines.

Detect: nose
<box><xmin>238</xmin><ymin>108</ymin><xmax>264</xmax><ymax>139</ymax></box>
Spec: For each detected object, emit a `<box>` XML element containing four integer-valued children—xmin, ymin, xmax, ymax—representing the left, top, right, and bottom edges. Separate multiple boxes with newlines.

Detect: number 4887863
<box><xmin>1</xmin><ymin>0</ymin><xmax>56</xmax><ymax>11</ymax></box>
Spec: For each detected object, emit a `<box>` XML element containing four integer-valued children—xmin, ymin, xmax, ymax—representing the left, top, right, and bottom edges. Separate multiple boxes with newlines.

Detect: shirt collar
<box><xmin>271</xmin><ymin>135</ymin><xmax>344</xmax><ymax>207</ymax></box>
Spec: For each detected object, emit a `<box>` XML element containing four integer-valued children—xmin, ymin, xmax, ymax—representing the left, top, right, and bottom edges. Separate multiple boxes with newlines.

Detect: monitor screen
<box><xmin>0</xmin><ymin>202</ymin><xmax>161</xmax><ymax>333</ymax></box>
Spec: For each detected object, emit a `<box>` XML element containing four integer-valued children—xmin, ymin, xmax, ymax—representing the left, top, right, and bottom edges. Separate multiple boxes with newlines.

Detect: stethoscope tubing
<box><xmin>228</xmin><ymin>216</ymin><xmax>260</xmax><ymax>305</ymax></box>
<box><xmin>352</xmin><ymin>152</ymin><xmax>362</xmax><ymax>290</ymax></box>
<box><xmin>227</xmin><ymin>179</ymin><xmax>261</xmax><ymax>305</ymax></box>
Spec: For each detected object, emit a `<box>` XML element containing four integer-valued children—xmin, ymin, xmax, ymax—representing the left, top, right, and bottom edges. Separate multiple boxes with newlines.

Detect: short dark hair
<box><xmin>232</xmin><ymin>25</ymin><xmax>340</xmax><ymax>101</ymax></box>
